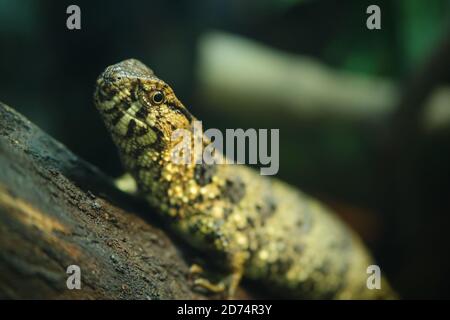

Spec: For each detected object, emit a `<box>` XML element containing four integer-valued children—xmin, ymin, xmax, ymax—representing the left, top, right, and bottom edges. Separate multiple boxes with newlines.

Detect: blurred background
<box><xmin>0</xmin><ymin>0</ymin><xmax>449</xmax><ymax>298</ymax></box>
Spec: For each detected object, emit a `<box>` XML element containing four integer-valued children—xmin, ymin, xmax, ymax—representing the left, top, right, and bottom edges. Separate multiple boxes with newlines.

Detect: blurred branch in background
<box><xmin>391</xmin><ymin>27</ymin><xmax>450</xmax><ymax>140</ymax></box>
<box><xmin>382</xmin><ymin>27</ymin><xmax>450</xmax><ymax>295</ymax></box>
<box><xmin>197</xmin><ymin>31</ymin><xmax>450</xmax><ymax>131</ymax></box>
<box><xmin>196</xmin><ymin>29</ymin><xmax>450</xmax><ymax>299</ymax></box>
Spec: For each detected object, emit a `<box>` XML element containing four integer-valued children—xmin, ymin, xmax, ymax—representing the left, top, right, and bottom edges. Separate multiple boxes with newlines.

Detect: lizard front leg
<box><xmin>190</xmin><ymin>251</ymin><xmax>246</xmax><ymax>298</ymax></box>
<box><xmin>172</xmin><ymin>213</ymin><xmax>249</xmax><ymax>298</ymax></box>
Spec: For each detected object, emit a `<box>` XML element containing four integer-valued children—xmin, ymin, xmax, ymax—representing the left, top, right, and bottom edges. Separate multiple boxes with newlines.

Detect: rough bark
<box><xmin>197</xmin><ymin>31</ymin><xmax>450</xmax><ymax>131</ymax></box>
<box><xmin>0</xmin><ymin>102</ymin><xmax>251</xmax><ymax>299</ymax></box>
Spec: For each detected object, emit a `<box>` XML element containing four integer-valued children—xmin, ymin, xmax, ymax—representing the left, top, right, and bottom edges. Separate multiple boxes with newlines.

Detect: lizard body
<box><xmin>94</xmin><ymin>59</ymin><xmax>396</xmax><ymax>299</ymax></box>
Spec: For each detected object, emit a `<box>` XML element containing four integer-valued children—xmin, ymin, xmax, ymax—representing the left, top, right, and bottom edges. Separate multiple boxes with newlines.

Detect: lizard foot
<box><xmin>189</xmin><ymin>264</ymin><xmax>242</xmax><ymax>299</ymax></box>
<box><xmin>114</xmin><ymin>173</ymin><xmax>138</xmax><ymax>195</ymax></box>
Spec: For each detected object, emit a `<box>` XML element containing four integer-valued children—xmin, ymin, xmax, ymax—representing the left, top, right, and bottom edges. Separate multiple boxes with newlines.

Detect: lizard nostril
<box><xmin>101</xmin><ymin>64</ymin><xmax>125</xmax><ymax>84</ymax></box>
<box><xmin>101</xmin><ymin>74</ymin><xmax>122</xmax><ymax>87</ymax></box>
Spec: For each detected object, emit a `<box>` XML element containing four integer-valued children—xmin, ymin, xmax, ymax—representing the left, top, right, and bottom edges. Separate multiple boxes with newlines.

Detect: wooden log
<box><xmin>0</xmin><ymin>102</ymin><xmax>251</xmax><ymax>299</ymax></box>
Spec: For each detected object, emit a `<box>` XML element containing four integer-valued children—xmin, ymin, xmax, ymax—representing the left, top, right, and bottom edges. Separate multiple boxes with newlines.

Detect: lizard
<box><xmin>94</xmin><ymin>58</ymin><xmax>396</xmax><ymax>299</ymax></box>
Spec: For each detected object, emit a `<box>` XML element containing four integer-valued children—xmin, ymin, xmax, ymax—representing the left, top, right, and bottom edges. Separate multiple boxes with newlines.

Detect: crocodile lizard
<box><xmin>94</xmin><ymin>58</ymin><xmax>396</xmax><ymax>299</ymax></box>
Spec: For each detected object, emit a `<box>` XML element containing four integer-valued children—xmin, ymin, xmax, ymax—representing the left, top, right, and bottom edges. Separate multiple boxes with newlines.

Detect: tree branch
<box><xmin>0</xmin><ymin>102</ymin><xmax>252</xmax><ymax>299</ymax></box>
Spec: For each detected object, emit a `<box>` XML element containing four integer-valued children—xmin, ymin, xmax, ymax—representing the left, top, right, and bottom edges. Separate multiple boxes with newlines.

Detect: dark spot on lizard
<box><xmin>97</xmin><ymin>88</ymin><xmax>113</xmax><ymax>103</ymax></box>
<box><xmin>130</xmin><ymin>142</ymin><xmax>152</xmax><ymax>158</ymax></box>
<box><xmin>294</xmin><ymin>244</ymin><xmax>304</xmax><ymax>253</ymax></box>
<box><xmin>136</xmin><ymin>107</ymin><xmax>148</xmax><ymax>119</ymax></box>
<box><xmin>194</xmin><ymin>163</ymin><xmax>217</xmax><ymax>186</ymax></box>
<box><xmin>246</xmin><ymin>216</ymin><xmax>255</xmax><ymax>228</ymax></box>
<box><xmin>111</xmin><ymin>113</ymin><xmax>123</xmax><ymax>126</ymax></box>
<box><xmin>136</xmin><ymin>126</ymin><xmax>149</xmax><ymax>137</ymax></box>
<box><xmin>152</xmin><ymin>139</ymin><xmax>165</xmax><ymax>153</ymax></box>
<box><xmin>193</xmin><ymin>193</ymin><xmax>205</xmax><ymax>204</ymax></box>
<box><xmin>137</xmin><ymin>124</ymin><xmax>165</xmax><ymax>153</ymax></box>
<box><xmin>316</xmin><ymin>259</ymin><xmax>332</xmax><ymax>275</ymax></box>
<box><xmin>273</xmin><ymin>258</ymin><xmax>294</xmax><ymax>274</ymax></box>
<box><xmin>204</xmin><ymin>232</ymin><xmax>219</xmax><ymax>242</ymax></box>
<box><xmin>222</xmin><ymin>177</ymin><xmax>246</xmax><ymax>204</ymax></box>
<box><xmin>223</xmin><ymin>207</ymin><xmax>233</xmax><ymax>219</ymax></box>
<box><xmin>121</xmin><ymin>100</ymin><xmax>132</xmax><ymax>110</ymax></box>
<box><xmin>188</xmin><ymin>223</ymin><xmax>200</xmax><ymax>234</ymax></box>
<box><xmin>126</xmin><ymin>119</ymin><xmax>136</xmax><ymax>138</ymax></box>
<box><xmin>102</xmin><ymin>105</ymin><xmax>118</xmax><ymax>114</ymax></box>
<box><xmin>255</xmin><ymin>196</ymin><xmax>277</xmax><ymax>221</ymax></box>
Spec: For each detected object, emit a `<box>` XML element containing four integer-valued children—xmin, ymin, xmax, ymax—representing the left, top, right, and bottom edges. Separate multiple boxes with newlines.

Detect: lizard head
<box><xmin>94</xmin><ymin>59</ymin><xmax>193</xmax><ymax>153</ymax></box>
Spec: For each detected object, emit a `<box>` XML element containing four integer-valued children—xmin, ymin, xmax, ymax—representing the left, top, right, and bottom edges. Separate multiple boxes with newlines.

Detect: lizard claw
<box><xmin>189</xmin><ymin>263</ymin><xmax>241</xmax><ymax>299</ymax></box>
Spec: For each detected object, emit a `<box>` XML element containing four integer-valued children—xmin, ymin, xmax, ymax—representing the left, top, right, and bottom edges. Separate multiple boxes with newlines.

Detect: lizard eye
<box><xmin>151</xmin><ymin>91</ymin><xmax>164</xmax><ymax>104</ymax></box>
